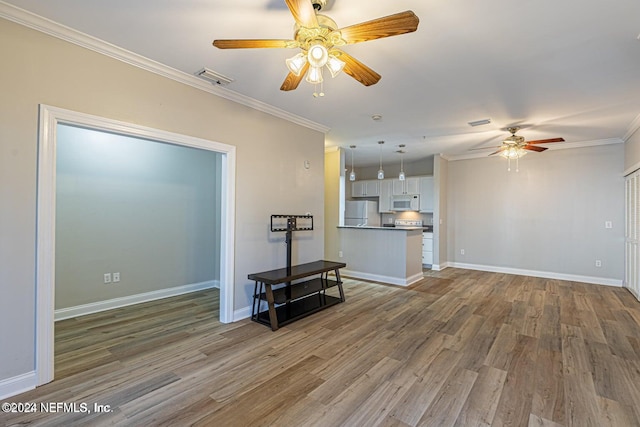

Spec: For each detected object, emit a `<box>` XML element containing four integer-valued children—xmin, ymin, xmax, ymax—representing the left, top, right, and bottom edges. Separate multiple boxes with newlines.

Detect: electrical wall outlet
<box><xmin>605</xmin><ymin>221</ymin><xmax>613</xmax><ymax>229</ymax></box>
<box><xmin>113</xmin><ymin>272</ymin><xmax>120</xmax><ymax>283</ymax></box>
<box><xmin>104</xmin><ymin>273</ymin><xmax>112</xmax><ymax>284</ymax></box>
<box><xmin>339</xmin><ymin>251</ymin><xmax>343</xmax><ymax>258</ymax></box>
<box><xmin>460</xmin><ymin>249</ymin><xmax>465</xmax><ymax>255</ymax></box>
<box><xmin>595</xmin><ymin>260</ymin><xmax>602</xmax><ymax>267</ymax></box>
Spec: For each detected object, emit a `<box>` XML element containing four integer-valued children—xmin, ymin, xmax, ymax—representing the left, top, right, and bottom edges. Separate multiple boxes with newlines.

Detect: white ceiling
<box><xmin>3</xmin><ymin>0</ymin><xmax>640</xmax><ymax>166</ymax></box>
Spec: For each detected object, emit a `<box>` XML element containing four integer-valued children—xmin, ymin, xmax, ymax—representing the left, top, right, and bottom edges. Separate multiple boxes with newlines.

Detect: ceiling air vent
<box><xmin>467</xmin><ymin>118</ymin><xmax>491</xmax><ymax>127</ymax></box>
<box><xmin>196</xmin><ymin>68</ymin><xmax>234</xmax><ymax>86</ymax></box>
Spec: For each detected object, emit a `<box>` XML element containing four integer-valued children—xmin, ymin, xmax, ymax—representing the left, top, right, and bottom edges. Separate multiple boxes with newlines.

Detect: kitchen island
<box><xmin>337</xmin><ymin>226</ymin><xmax>424</xmax><ymax>286</ymax></box>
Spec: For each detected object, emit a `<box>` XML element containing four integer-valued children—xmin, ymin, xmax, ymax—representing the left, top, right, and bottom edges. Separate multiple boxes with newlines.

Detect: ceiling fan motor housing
<box><xmin>312</xmin><ymin>0</ymin><xmax>327</xmax><ymax>11</ymax></box>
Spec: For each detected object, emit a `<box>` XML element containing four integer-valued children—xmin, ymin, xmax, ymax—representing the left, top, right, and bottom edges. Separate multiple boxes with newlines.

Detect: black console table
<box><xmin>249</xmin><ymin>260</ymin><xmax>346</xmax><ymax>331</ymax></box>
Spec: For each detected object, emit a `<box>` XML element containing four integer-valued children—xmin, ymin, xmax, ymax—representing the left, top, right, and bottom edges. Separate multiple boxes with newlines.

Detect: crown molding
<box><xmin>623</xmin><ymin>112</ymin><xmax>640</xmax><ymax>142</ymax></box>
<box><xmin>0</xmin><ymin>1</ymin><xmax>330</xmax><ymax>134</ymax></box>
<box><xmin>444</xmin><ymin>137</ymin><xmax>624</xmax><ymax>161</ymax></box>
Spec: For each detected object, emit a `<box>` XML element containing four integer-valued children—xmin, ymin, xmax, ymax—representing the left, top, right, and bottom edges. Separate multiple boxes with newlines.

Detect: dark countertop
<box><xmin>338</xmin><ymin>225</ymin><xmax>423</xmax><ymax>231</ymax></box>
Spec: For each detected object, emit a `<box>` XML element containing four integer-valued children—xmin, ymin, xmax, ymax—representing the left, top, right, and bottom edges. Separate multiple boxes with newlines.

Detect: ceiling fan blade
<box><xmin>213</xmin><ymin>39</ymin><xmax>292</xmax><ymax>49</ymax></box>
<box><xmin>337</xmin><ymin>51</ymin><xmax>381</xmax><ymax>86</ymax></box>
<box><xmin>523</xmin><ymin>145</ymin><xmax>547</xmax><ymax>152</ymax></box>
<box><xmin>336</xmin><ymin>11</ymin><xmax>419</xmax><ymax>44</ymax></box>
<box><xmin>488</xmin><ymin>147</ymin><xmax>507</xmax><ymax>156</ymax></box>
<box><xmin>468</xmin><ymin>145</ymin><xmax>502</xmax><ymax>151</ymax></box>
<box><xmin>285</xmin><ymin>0</ymin><xmax>319</xmax><ymax>28</ymax></box>
<box><xmin>280</xmin><ymin>62</ymin><xmax>310</xmax><ymax>91</ymax></box>
<box><xmin>526</xmin><ymin>137</ymin><xmax>565</xmax><ymax>144</ymax></box>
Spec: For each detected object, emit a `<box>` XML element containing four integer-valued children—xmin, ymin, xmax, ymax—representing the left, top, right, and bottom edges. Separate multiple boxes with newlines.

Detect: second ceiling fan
<box><xmin>484</xmin><ymin>127</ymin><xmax>565</xmax><ymax>157</ymax></box>
<box><xmin>471</xmin><ymin>126</ymin><xmax>565</xmax><ymax>172</ymax></box>
<box><xmin>212</xmin><ymin>0</ymin><xmax>419</xmax><ymax>94</ymax></box>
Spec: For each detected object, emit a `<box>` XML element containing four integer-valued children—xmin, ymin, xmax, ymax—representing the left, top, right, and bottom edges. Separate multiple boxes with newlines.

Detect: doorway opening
<box><xmin>35</xmin><ymin>105</ymin><xmax>236</xmax><ymax>386</ymax></box>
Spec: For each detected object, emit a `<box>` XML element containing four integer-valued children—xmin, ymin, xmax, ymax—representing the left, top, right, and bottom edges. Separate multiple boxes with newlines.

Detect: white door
<box><xmin>625</xmin><ymin>170</ymin><xmax>640</xmax><ymax>301</ymax></box>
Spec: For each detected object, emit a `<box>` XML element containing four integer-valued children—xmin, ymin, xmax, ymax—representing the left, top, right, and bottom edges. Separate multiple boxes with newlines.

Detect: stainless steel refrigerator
<box><xmin>344</xmin><ymin>200</ymin><xmax>380</xmax><ymax>227</ymax></box>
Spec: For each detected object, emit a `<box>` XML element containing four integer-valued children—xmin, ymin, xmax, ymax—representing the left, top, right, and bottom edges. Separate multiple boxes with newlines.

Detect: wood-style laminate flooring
<box><xmin>2</xmin><ymin>269</ymin><xmax>640</xmax><ymax>426</ymax></box>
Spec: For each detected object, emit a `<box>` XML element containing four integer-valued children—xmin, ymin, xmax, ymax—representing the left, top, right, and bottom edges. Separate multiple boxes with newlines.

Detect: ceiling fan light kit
<box><xmin>500</xmin><ymin>146</ymin><xmax>527</xmax><ymax>172</ymax></box>
<box><xmin>213</xmin><ymin>0</ymin><xmax>419</xmax><ymax>96</ymax></box>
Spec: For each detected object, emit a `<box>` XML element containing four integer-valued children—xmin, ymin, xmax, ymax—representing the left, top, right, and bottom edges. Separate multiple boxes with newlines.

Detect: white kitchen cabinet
<box><xmin>379</xmin><ymin>179</ymin><xmax>393</xmax><ymax>213</ymax></box>
<box><xmin>422</xmin><ymin>232</ymin><xmax>433</xmax><ymax>266</ymax></box>
<box><xmin>419</xmin><ymin>176</ymin><xmax>434</xmax><ymax>212</ymax></box>
<box><xmin>392</xmin><ymin>177</ymin><xmax>420</xmax><ymax>195</ymax></box>
<box><xmin>352</xmin><ymin>180</ymin><xmax>380</xmax><ymax>197</ymax></box>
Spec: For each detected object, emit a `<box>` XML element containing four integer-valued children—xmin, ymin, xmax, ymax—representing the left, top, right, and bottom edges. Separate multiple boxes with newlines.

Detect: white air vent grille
<box><xmin>468</xmin><ymin>118</ymin><xmax>491</xmax><ymax>127</ymax></box>
<box><xmin>196</xmin><ymin>68</ymin><xmax>234</xmax><ymax>86</ymax></box>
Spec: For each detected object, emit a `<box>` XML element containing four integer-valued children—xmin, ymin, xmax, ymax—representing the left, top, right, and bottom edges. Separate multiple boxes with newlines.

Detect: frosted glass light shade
<box><xmin>399</xmin><ymin>171</ymin><xmax>406</xmax><ymax>181</ymax></box>
<box><xmin>377</xmin><ymin>169</ymin><xmax>384</xmax><ymax>179</ymax></box>
<box><xmin>327</xmin><ymin>55</ymin><xmax>346</xmax><ymax>78</ymax></box>
<box><xmin>307</xmin><ymin>44</ymin><xmax>329</xmax><ymax>68</ymax></box>
<box><xmin>349</xmin><ymin>170</ymin><xmax>356</xmax><ymax>181</ymax></box>
<box><xmin>500</xmin><ymin>147</ymin><xmax>528</xmax><ymax>159</ymax></box>
<box><xmin>306</xmin><ymin>66</ymin><xmax>323</xmax><ymax>84</ymax></box>
<box><xmin>286</xmin><ymin>53</ymin><xmax>307</xmax><ymax>76</ymax></box>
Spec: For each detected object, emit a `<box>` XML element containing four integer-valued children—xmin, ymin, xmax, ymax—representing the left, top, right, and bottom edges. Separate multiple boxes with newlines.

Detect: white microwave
<box><xmin>392</xmin><ymin>194</ymin><xmax>420</xmax><ymax>211</ymax></box>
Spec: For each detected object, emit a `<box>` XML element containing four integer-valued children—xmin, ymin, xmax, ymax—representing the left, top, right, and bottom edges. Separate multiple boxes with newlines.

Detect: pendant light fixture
<box><xmin>398</xmin><ymin>144</ymin><xmax>406</xmax><ymax>181</ymax></box>
<box><xmin>349</xmin><ymin>145</ymin><xmax>356</xmax><ymax>181</ymax></box>
<box><xmin>377</xmin><ymin>140</ymin><xmax>385</xmax><ymax>180</ymax></box>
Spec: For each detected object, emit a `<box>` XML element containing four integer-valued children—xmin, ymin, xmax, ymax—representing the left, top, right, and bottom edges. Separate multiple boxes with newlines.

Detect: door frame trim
<box><xmin>36</xmin><ymin>104</ymin><xmax>236</xmax><ymax>385</ymax></box>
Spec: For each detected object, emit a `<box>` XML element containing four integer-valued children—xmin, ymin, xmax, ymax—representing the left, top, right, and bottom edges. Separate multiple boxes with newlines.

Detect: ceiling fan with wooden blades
<box><xmin>212</xmin><ymin>0</ymin><xmax>419</xmax><ymax>94</ymax></box>
<box><xmin>471</xmin><ymin>127</ymin><xmax>565</xmax><ymax>156</ymax></box>
<box><xmin>470</xmin><ymin>126</ymin><xmax>564</xmax><ymax>171</ymax></box>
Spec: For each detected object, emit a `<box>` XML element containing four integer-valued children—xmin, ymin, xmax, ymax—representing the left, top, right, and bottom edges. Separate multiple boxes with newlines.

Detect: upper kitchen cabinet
<box><xmin>352</xmin><ymin>180</ymin><xmax>380</xmax><ymax>197</ymax></box>
<box><xmin>392</xmin><ymin>177</ymin><xmax>420</xmax><ymax>195</ymax></box>
<box><xmin>419</xmin><ymin>176</ymin><xmax>434</xmax><ymax>212</ymax></box>
<box><xmin>379</xmin><ymin>180</ymin><xmax>393</xmax><ymax>212</ymax></box>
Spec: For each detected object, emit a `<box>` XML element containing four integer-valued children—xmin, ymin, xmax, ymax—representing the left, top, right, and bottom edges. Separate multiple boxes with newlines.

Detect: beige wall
<box><xmin>446</xmin><ymin>144</ymin><xmax>624</xmax><ymax>281</ymax></box>
<box><xmin>55</xmin><ymin>125</ymin><xmax>222</xmax><ymax>309</ymax></box>
<box><xmin>433</xmin><ymin>155</ymin><xmax>448</xmax><ymax>268</ymax></box>
<box><xmin>0</xmin><ymin>19</ymin><xmax>325</xmax><ymax>383</ymax></box>
<box><xmin>324</xmin><ymin>149</ymin><xmax>343</xmax><ymax>261</ymax></box>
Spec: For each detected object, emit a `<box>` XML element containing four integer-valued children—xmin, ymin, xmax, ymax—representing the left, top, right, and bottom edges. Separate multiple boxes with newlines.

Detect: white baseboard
<box><xmin>431</xmin><ymin>262</ymin><xmax>449</xmax><ymax>271</ymax></box>
<box><xmin>342</xmin><ymin>269</ymin><xmax>424</xmax><ymax>287</ymax></box>
<box><xmin>54</xmin><ymin>280</ymin><xmax>219</xmax><ymax>321</ymax></box>
<box><xmin>449</xmin><ymin>262</ymin><xmax>623</xmax><ymax>287</ymax></box>
<box><xmin>0</xmin><ymin>371</ymin><xmax>36</xmax><ymax>400</ymax></box>
<box><xmin>233</xmin><ymin>305</ymin><xmax>252</xmax><ymax>322</ymax></box>
<box><xmin>625</xmin><ymin>284</ymin><xmax>640</xmax><ymax>301</ymax></box>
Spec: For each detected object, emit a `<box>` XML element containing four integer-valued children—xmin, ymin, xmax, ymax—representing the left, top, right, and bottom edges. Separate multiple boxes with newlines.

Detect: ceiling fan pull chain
<box><xmin>507</xmin><ymin>156</ymin><xmax>511</xmax><ymax>172</ymax></box>
<box><xmin>313</xmin><ymin>81</ymin><xmax>325</xmax><ymax>98</ymax></box>
<box><xmin>516</xmin><ymin>154</ymin><xmax>520</xmax><ymax>172</ymax></box>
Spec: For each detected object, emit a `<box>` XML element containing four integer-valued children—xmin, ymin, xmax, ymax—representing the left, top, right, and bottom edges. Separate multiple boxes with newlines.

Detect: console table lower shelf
<box><xmin>248</xmin><ymin>260</ymin><xmax>346</xmax><ymax>331</ymax></box>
